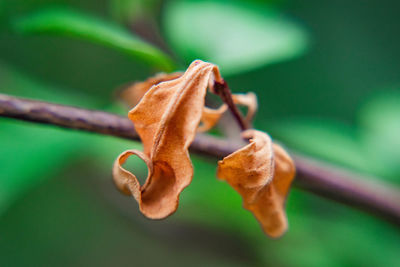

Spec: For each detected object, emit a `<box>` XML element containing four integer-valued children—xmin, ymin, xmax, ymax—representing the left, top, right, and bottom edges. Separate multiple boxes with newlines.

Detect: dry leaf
<box><xmin>232</xmin><ymin>92</ymin><xmax>258</xmax><ymax>124</ymax></box>
<box><xmin>217</xmin><ymin>130</ymin><xmax>295</xmax><ymax>238</ymax></box>
<box><xmin>119</xmin><ymin>69</ymin><xmax>226</xmax><ymax>133</ymax></box>
<box><xmin>120</xmin><ymin>72</ymin><xmax>182</xmax><ymax>107</ymax></box>
<box><xmin>113</xmin><ymin>59</ymin><xmax>293</xmax><ymax>237</ymax></box>
<box><xmin>113</xmin><ymin>60</ymin><xmax>222</xmax><ymax>219</ymax></box>
<box><xmin>120</xmin><ymin>66</ymin><xmax>256</xmax><ymax>133</ymax></box>
<box><xmin>197</xmin><ymin>105</ymin><xmax>228</xmax><ymax>132</ymax></box>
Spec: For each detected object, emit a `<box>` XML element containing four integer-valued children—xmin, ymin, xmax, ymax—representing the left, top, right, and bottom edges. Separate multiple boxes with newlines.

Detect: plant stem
<box><xmin>1</xmin><ymin>93</ymin><xmax>400</xmax><ymax>226</ymax></box>
<box><xmin>212</xmin><ymin>80</ymin><xmax>248</xmax><ymax>131</ymax></box>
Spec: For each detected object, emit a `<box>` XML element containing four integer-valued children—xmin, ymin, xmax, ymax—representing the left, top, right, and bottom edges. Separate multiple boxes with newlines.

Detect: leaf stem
<box><xmin>213</xmin><ymin>80</ymin><xmax>248</xmax><ymax>131</ymax></box>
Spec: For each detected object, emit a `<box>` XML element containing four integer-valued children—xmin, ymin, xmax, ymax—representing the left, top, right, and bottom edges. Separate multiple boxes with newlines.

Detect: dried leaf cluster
<box><xmin>113</xmin><ymin>60</ymin><xmax>295</xmax><ymax>237</ymax></box>
<box><xmin>217</xmin><ymin>130</ymin><xmax>295</xmax><ymax>238</ymax></box>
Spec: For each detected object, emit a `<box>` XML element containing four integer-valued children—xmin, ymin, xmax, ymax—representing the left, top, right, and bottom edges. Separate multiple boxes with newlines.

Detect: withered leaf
<box><xmin>120</xmin><ymin>72</ymin><xmax>183</xmax><ymax>107</ymax></box>
<box><xmin>232</xmin><ymin>92</ymin><xmax>258</xmax><ymax>124</ymax></box>
<box><xmin>121</xmin><ymin>68</ymin><xmax>257</xmax><ymax>134</ymax></box>
<box><xmin>217</xmin><ymin>129</ymin><xmax>295</xmax><ymax>238</ymax></box>
<box><xmin>113</xmin><ymin>60</ymin><xmax>222</xmax><ymax>219</ymax></box>
<box><xmin>197</xmin><ymin>105</ymin><xmax>228</xmax><ymax>132</ymax></box>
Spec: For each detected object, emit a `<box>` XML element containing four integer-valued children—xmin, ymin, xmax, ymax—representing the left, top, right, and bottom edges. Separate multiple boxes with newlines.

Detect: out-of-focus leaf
<box><xmin>268</xmin><ymin>118</ymin><xmax>374</xmax><ymax>173</ymax></box>
<box><xmin>163</xmin><ymin>0</ymin><xmax>308</xmax><ymax>75</ymax></box>
<box><xmin>110</xmin><ymin>0</ymin><xmax>145</xmax><ymax>22</ymax></box>
<box><xmin>110</xmin><ymin>0</ymin><xmax>160</xmax><ymax>23</ymax></box>
<box><xmin>0</xmin><ymin>62</ymin><xmax>97</xmax><ymax>106</ymax></box>
<box><xmin>0</xmin><ymin>121</ymin><xmax>90</xmax><ymax>214</ymax></box>
<box><xmin>13</xmin><ymin>7</ymin><xmax>175</xmax><ymax>71</ymax></box>
<box><xmin>359</xmin><ymin>91</ymin><xmax>400</xmax><ymax>180</ymax></box>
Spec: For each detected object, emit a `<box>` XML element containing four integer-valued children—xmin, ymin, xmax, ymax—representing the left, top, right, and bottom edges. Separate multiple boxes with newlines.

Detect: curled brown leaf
<box><xmin>120</xmin><ymin>65</ymin><xmax>256</xmax><ymax>133</ymax></box>
<box><xmin>197</xmin><ymin>105</ymin><xmax>228</xmax><ymax>132</ymax></box>
<box><xmin>217</xmin><ymin>130</ymin><xmax>295</xmax><ymax>238</ymax></box>
<box><xmin>120</xmin><ymin>72</ymin><xmax>183</xmax><ymax>107</ymax></box>
<box><xmin>113</xmin><ymin>60</ymin><xmax>222</xmax><ymax>219</ymax></box>
<box><xmin>113</xmin><ymin>59</ymin><xmax>294</xmax><ymax>237</ymax></box>
<box><xmin>232</xmin><ymin>92</ymin><xmax>258</xmax><ymax>124</ymax></box>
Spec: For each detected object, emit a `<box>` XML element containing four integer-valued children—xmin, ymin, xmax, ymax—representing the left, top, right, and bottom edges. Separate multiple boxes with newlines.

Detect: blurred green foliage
<box><xmin>14</xmin><ymin>7</ymin><xmax>175</xmax><ymax>71</ymax></box>
<box><xmin>1</xmin><ymin>0</ymin><xmax>400</xmax><ymax>266</ymax></box>
<box><xmin>359</xmin><ymin>91</ymin><xmax>400</xmax><ymax>178</ymax></box>
<box><xmin>163</xmin><ymin>0</ymin><xmax>308</xmax><ymax>75</ymax></box>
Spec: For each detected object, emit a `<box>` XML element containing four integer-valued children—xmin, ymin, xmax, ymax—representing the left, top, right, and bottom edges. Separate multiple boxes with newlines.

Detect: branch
<box><xmin>1</xmin><ymin>93</ymin><xmax>400</xmax><ymax>226</ymax></box>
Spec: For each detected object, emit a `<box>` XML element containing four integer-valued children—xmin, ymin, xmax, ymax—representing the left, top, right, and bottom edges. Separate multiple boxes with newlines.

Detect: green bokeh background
<box><xmin>1</xmin><ymin>0</ymin><xmax>400</xmax><ymax>266</ymax></box>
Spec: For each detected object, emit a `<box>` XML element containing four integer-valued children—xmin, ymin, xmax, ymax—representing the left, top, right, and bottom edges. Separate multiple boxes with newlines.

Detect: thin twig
<box><xmin>213</xmin><ymin>80</ymin><xmax>248</xmax><ymax>131</ymax></box>
<box><xmin>1</xmin><ymin>93</ymin><xmax>400</xmax><ymax>226</ymax></box>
